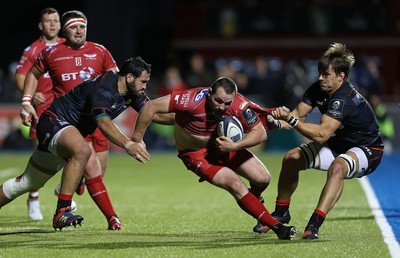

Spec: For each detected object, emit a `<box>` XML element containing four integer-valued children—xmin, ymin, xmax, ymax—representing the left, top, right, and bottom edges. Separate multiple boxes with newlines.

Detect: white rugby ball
<box><xmin>217</xmin><ymin>115</ymin><xmax>244</xmax><ymax>142</ymax></box>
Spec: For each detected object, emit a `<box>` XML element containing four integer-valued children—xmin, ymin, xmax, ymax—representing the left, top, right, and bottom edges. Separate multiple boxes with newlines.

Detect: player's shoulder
<box><xmin>43</xmin><ymin>41</ymin><xmax>67</xmax><ymax>53</ymax></box>
<box><xmin>173</xmin><ymin>87</ymin><xmax>208</xmax><ymax>98</ymax></box>
<box><xmin>86</xmin><ymin>41</ymin><xmax>109</xmax><ymax>51</ymax></box>
<box><xmin>170</xmin><ymin>87</ymin><xmax>208</xmax><ymax>110</ymax></box>
<box><xmin>332</xmin><ymin>82</ymin><xmax>356</xmax><ymax>100</ymax></box>
<box><xmin>231</xmin><ymin>93</ymin><xmax>252</xmax><ymax>112</ymax></box>
<box><xmin>22</xmin><ymin>37</ymin><xmax>42</xmax><ymax>53</ymax></box>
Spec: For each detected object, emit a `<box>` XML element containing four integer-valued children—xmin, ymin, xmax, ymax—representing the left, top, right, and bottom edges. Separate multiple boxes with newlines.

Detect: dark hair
<box><xmin>40</xmin><ymin>7</ymin><xmax>59</xmax><ymax>22</ymax></box>
<box><xmin>119</xmin><ymin>56</ymin><xmax>152</xmax><ymax>77</ymax></box>
<box><xmin>61</xmin><ymin>10</ymin><xmax>87</xmax><ymax>29</ymax></box>
<box><xmin>318</xmin><ymin>42</ymin><xmax>355</xmax><ymax>80</ymax></box>
<box><xmin>210</xmin><ymin>77</ymin><xmax>238</xmax><ymax>95</ymax></box>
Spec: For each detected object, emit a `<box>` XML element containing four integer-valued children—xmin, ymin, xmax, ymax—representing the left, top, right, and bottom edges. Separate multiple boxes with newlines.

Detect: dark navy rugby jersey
<box><xmin>48</xmin><ymin>70</ymin><xmax>148</xmax><ymax>137</ymax></box>
<box><xmin>302</xmin><ymin>81</ymin><xmax>383</xmax><ymax>153</ymax></box>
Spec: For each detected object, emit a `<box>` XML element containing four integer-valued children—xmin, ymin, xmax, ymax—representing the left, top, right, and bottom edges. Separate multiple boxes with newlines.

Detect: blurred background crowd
<box><xmin>0</xmin><ymin>0</ymin><xmax>398</xmax><ymax>152</ymax></box>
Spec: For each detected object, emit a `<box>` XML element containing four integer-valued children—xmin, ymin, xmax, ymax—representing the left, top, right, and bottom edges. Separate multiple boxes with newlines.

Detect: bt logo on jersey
<box><xmin>61</xmin><ymin>67</ymin><xmax>95</xmax><ymax>82</ymax></box>
<box><xmin>61</xmin><ymin>72</ymin><xmax>80</xmax><ymax>81</ymax></box>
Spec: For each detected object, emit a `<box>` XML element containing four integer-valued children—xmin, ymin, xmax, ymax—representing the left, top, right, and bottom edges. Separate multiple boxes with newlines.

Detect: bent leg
<box><xmin>1</xmin><ymin>149</ymin><xmax>63</xmax><ymax>208</ymax></box>
<box><xmin>236</xmin><ymin>156</ymin><xmax>271</xmax><ymax>198</ymax></box>
<box><xmin>277</xmin><ymin>147</ymin><xmax>307</xmax><ymax>201</ymax></box>
<box><xmin>316</xmin><ymin>156</ymin><xmax>351</xmax><ymax>214</ymax></box>
<box><xmin>56</xmin><ymin>128</ymin><xmax>92</xmax><ymax>196</ymax></box>
<box><xmin>212</xmin><ymin>167</ymin><xmax>277</xmax><ymax>225</ymax></box>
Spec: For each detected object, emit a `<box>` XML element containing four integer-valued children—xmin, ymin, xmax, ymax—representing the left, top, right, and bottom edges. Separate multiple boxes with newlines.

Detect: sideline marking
<box><xmin>359</xmin><ymin>177</ymin><xmax>400</xmax><ymax>258</ymax></box>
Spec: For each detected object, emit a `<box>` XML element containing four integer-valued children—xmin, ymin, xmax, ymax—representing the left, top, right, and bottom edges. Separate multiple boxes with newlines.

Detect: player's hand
<box><xmin>20</xmin><ymin>104</ymin><xmax>38</xmax><ymax>126</ymax></box>
<box><xmin>216</xmin><ymin>136</ymin><xmax>236</xmax><ymax>152</ymax></box>
<box><xmin>266</xmin><ymin>115</ymin><xmax>282</xmax><ymax>130</ymax></box>
<box><xmin>33</xmin><ymin>92</ymin><xmax>46</xmax><ymax>105</ymax></box>
<box><xmin>271</xmin><ymin>106</ymin><xmax>291</xmax><ymax>121</ymax></box>
<box><xmin>125</xmin><ymin>141</ymin><xmax>150</xmax><ymax>163</ymax></box>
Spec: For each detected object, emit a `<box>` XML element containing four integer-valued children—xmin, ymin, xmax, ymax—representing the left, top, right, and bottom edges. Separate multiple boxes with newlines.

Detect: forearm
<box><xmin>132</xmin><ymin>96</ymin><xmax>170</xmax><ymax>142</ymax></box>
<box><xmin>153</xmin><ymin>113</ymin><xmax>175</xmax><ymax>125</ymax></box>
<box><xmin>23</xmin><ymin>71</ymin><xmax>39</xmax><ymax>96</ymax></box>
<box><xmin>131</xmin><ymin>110</ymin><xmax>154</xmax><ymax>142</ymax></box>
<box><xmin>15</xmin><ymin>73</ymin><xmax>26</xmax><ymax>92</ymax></box>
<box><xmin>97</xmin><ymin>117</ymin><xmax>131</xmax><ymax>148</ymax></box>
<box><xmin>236</xmin><ymin>123</ymin><xmax>267</xmax><ymax>149</ymax></box>
<box><xmin>288</xmin><ymin>119</ymin><xmax>328</xmax><ymax>143</ymax></box>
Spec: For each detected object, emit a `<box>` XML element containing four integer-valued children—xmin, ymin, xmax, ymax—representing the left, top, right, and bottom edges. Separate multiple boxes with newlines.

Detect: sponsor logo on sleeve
<box><xmin>194</xmin><ymin>89</ymin><xmax>208</xmax><ymax>102</ymax></box>
<box><xmin>242</xmin><ymin>107</ymin><xmax>258</xmax><ymax>125</ymax></box>
<box><xmin>327</xmin><ymin>99</ymin><xmax>344</xmax><ymax>118</ymax></box>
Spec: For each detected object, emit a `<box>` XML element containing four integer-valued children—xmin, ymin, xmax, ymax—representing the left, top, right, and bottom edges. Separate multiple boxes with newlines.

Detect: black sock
<box><xmin>307</xmin><ymin>210</ymin><xmax>326</xmax><ymax>228</ymax></box>
<box><xmin>56</xmin><ymin>199</ymin><xmax>71</xmax><ymax>213</ymax></box>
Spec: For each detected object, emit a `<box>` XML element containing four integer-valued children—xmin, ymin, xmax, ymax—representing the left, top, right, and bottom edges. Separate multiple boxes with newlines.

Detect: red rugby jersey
<box><xmin>168</xmin><ymin>87</ymin><xmax>263</xmax><ymax>137</ymax></box>
<box><xmin>34</xmin><ymin>41</ymin><xmax>117</xmax><ymax>98</ymax></box>
<box><xmin>16</xmin><ymin>37</ymin><xmax>65</xmax><ymax>112</ymax></box>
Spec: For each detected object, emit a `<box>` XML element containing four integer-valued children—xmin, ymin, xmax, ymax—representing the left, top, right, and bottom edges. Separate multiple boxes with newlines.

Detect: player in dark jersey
<box><xmin>130</xmin><ymin>77</ymin><xmax>298</xmax><ymax>240</ymax></box>
<box><xmin>22</xmin><ymin>10</ymin><xmax>122</xmax><ymax>230</ymax></box>
<box><xmin>1</xmin><ymin>56</ymin><xmax>174</xmax><ymax>230</ymax></box>
<box><xmin>254</xmin><ymin>43</ymin><xmax>384</xmax><ymax>240</ymax></box>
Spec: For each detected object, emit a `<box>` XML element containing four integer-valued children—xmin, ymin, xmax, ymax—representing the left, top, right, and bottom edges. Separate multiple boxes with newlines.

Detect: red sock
<box><xmin>248</xmin><ymin>182</ymin><xmax>265</xmax><ymax>199</ymax></box>
<box><xmin>276</xmin><ymin>199</ymin><xmax>290</xmax><ymax>206</ymax></box>
<box><xmin>237</xmin><ymin>192</ymin><xmax>279</xmax><ymax>228</ymax></box>
<box><xmin>86</xmin><ymin>176</ymin><xmax>117</xmax><ymax>220</ymax></box>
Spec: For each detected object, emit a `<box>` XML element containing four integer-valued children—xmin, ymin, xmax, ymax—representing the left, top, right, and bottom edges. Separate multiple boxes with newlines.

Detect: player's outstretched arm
<box><xmin>96</xmin><ymin>116</ymin><xmax>149</xmax><ymax>163</ymax></box>
<box><xmin>132</xmin><ymin>95</ymin><xmax>171</xmax><ymax>143</ymax></box>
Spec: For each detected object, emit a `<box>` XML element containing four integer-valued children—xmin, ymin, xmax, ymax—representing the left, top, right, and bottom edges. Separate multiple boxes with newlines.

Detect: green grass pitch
<box><xmin>0</xmin><ymin>152</ymin><xmax>391</xmax><ymax>257</ymax></box>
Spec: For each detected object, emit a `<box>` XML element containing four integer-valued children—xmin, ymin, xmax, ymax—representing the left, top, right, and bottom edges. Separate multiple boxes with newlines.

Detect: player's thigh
<box><xmin>56</xmin><ymin>127</ymin><xmax>92</xmax><ymax>160</ymax></box>
<box><xmin>212</xmin><ymin>166</ymin><xmax>248</xmax><ymax>192</ymax></box>
<box><xmin>236</xmin><ymin>156</ymin><xmax>270</xmax><ymax>183</ymax></box>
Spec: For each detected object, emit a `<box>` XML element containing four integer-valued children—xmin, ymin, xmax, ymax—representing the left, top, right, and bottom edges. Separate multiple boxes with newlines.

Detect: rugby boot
<box><xmin>53</xmin><ymin>207</ymin><xmax>84</xmax><ymax>231</ymax></box>
<box><xmin>272</xmin><ymin>223</ymin><xmax>298</xmax><ymax>240</ymax></box>
<box><xmin>302</xmin><ymin>224</ymin><xmax>319</xmax><ymax>240</ymax></box>
<box><xmin>253</xmin><ymin>210</ymin><xmax>291</xmax><ymax>234</ymax></box>
<box><xmin>108</xmin><ymin>215</ymin><xmax>123</xmax><ymax>230</ymax></box>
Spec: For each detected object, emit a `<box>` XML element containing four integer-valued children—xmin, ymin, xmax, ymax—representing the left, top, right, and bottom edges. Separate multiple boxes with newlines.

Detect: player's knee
<box><xmin>74</xmin><ymin>142</ymin><xmax>92</xmax><ymax>164</ymax></box>
<box><xmin>252</xmin><ymin>163</ymin><xmax>271</xmax><ymax>184</ymax></box>
<box><xmin>256</xmin><ymin>170</ymin><xmax>271</xmax><ymax>186</ymax></box>
<box><xmin>285</xmin><ymin>148</ymin><xmax>302</xmax><ymax>160</ymax></box>
<box><xmin>2</xmin><ymin>163</ymin><xmax>52</xmax><ymax>200</ymax></box>
<box><xmin>336</xmin><ymin>154</ymin><xmax>356</xmax><ymax>178</ymax></box>
<box><xmin>283</xmin><ymin>148</ymin><xmax>303</xmax><ymax>167</ymax></box>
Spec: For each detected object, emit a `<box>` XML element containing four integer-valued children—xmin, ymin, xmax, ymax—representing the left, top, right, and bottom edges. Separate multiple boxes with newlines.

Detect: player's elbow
<box><xmin>261</xmin><ymin>130</ymin><xmax>267</xmax><ymax>142</ymax></box>
<box><xmin>314</xmin><ymin>132</ymin><xmax>331</xmax><ymax>144</ymax></box>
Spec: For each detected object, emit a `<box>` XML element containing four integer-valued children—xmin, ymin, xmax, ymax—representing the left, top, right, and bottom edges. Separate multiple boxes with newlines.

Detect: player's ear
<box><xmin>38</xmin><ymin>22</ymin><xmax>43</xmax><ymax>31</ymax></box>
<box><xmin>126</xmin><ymin>73</ymin><xmax>134</xmax><ymax>83</ymax></box>
<box><xmin>338</xmin><ymin>72</ymin><xmax>345</xmax><ymax>82</ymax></box>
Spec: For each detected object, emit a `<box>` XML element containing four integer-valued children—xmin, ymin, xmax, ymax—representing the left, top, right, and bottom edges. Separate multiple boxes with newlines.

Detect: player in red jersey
<box><xmin>15</xmin><ymin>7</ymin><xmax>66</xmax><ymax>221</ymax></box>
<box><xmin>130</xmin><ymin>77</ymin><xmax>298</xmax><ymax>240</ymax></box>
<box><xmin>22</xmin><ymin>10</ymin><xmax>122</xmax><ymax>230</ymax></box>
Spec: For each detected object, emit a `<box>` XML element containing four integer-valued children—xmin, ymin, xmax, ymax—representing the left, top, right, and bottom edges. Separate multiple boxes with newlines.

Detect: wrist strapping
<box><xmin>287</xmin><ymin>116</ymin><xmax>299</xmax><ymax>127</ymax></box>
<box><xmin>21</xmin><ymin>94</ymin><xmax>32</xmax><ymax>106</ymax></box>
<box><xmin>124</xmin><ymin>141</ymin><xmax>135</xmax><ymax>149</ymax></box>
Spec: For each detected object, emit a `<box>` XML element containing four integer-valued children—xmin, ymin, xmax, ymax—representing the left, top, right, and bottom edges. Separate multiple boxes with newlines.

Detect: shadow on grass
<box><xmin>0</xmin><ymin>230</ymin><xmax>316</xmax><ymax>250</ymax></box>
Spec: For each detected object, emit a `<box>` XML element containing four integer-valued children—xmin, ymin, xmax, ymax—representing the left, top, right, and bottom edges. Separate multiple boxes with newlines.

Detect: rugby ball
<box><xmin>217</xmin><ymin>115</ymin><xmax>244</xmax><ymax>142</ymax></box>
